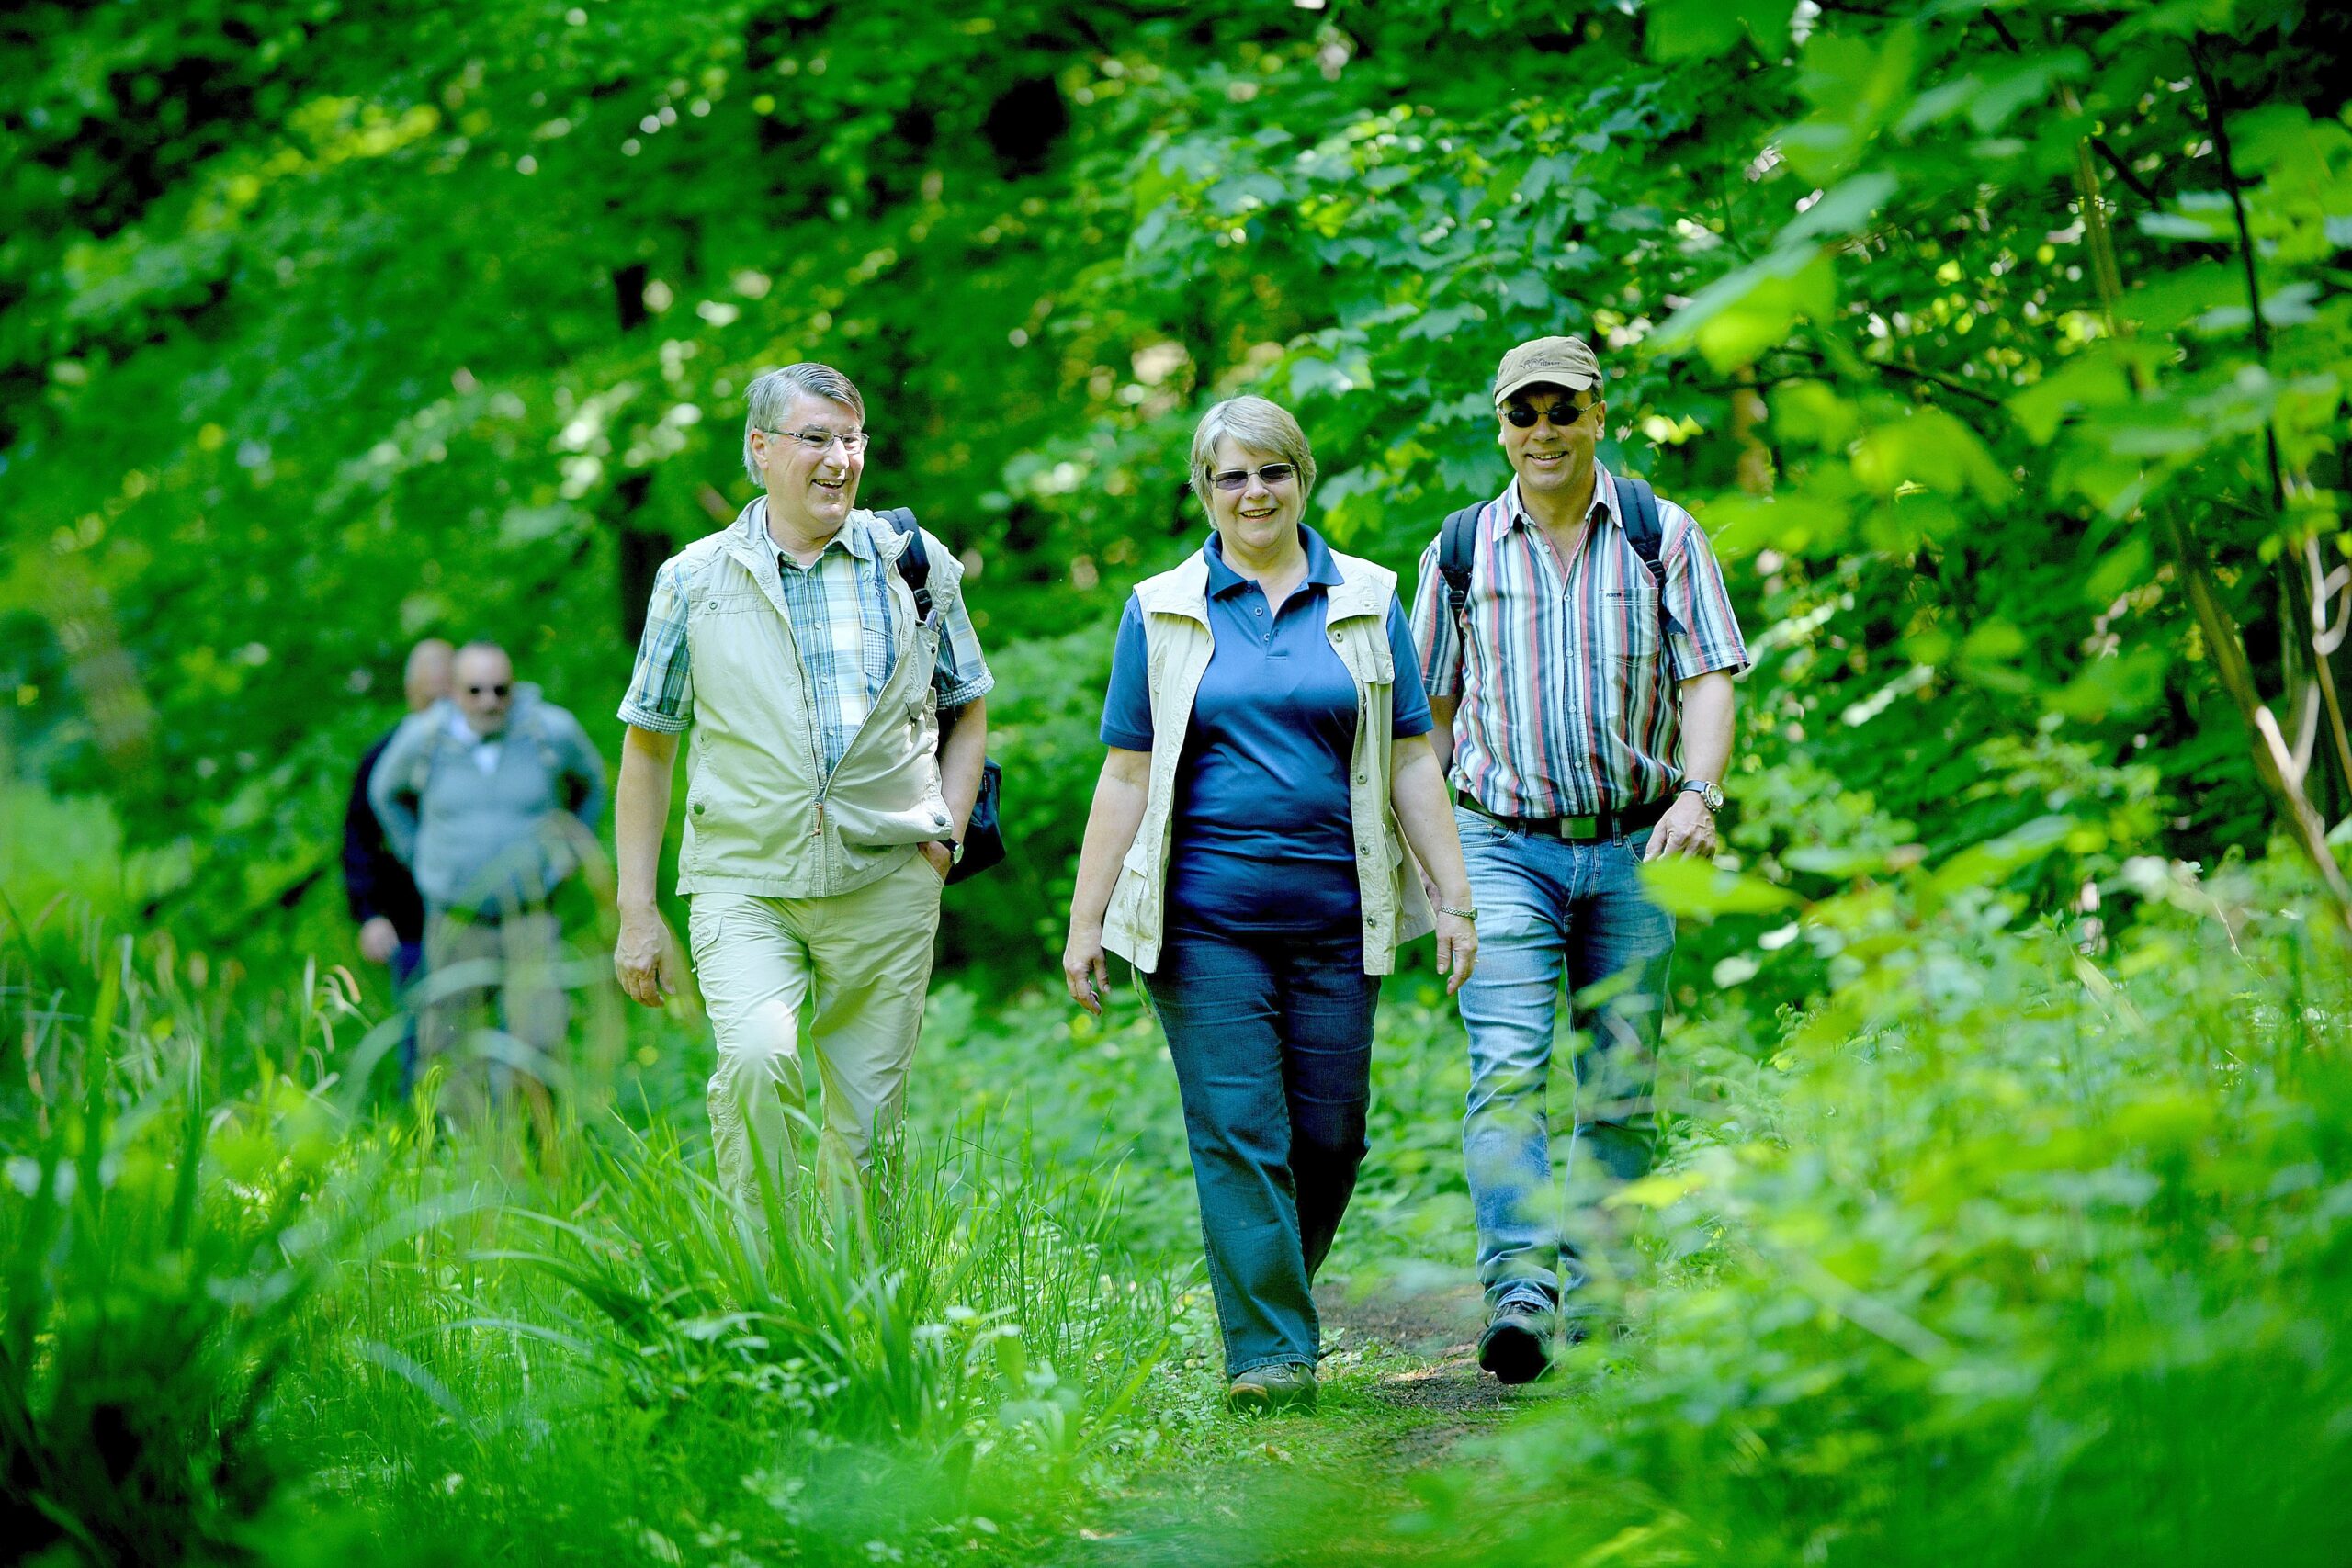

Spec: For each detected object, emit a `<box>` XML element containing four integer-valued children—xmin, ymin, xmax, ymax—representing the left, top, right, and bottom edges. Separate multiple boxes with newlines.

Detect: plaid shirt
<box><xmin>619</xmin><ymin>502</ymin><xmax>992</xmax><ymax>778</ymax></box>
<box><xmin>1408</xmin><ymin>468</ymin><xmax>1747</xmax><ymax>818</ymax></box>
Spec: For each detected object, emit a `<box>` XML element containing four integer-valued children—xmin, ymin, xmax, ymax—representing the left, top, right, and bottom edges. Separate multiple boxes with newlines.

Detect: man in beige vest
<box><xmin>611</xmin><ymin>362</ymin><xmax>992</xmax><ymax>1210</ymax></box>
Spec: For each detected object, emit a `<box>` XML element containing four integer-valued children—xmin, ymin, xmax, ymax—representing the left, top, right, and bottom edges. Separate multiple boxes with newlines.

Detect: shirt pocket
<box><xmin>1603</xmin><ymin>583</ymin><xmax>1666</xmax><ymax>666</ymax></box>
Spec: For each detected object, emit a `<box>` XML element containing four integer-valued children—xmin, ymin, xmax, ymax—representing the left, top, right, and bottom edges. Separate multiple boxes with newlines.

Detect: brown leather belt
<box><xmin>1461</xmin><ymin>795</ymin><xmax>1669</xmax><ymax>842</ymax></box>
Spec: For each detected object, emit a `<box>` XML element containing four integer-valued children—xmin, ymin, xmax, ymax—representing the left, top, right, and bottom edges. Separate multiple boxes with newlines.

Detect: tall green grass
<box><xmin>13</xmin><ymin>845</ymin><xmax>2350</xmax><ymax>1565</ymax></box>
<box><xmin>1177</xmin><ymin>854</ymin><xmax>2352</xmax><ymax>1564</ymax></box>
<box><xmin>0</xmin><ymin>898</ymin><xmax>1183</xmax><ymax>1566</ymax></box>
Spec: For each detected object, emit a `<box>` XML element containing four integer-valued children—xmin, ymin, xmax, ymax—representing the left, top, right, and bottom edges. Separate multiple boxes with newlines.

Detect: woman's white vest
<box><xmin>1102</xmin><ymin>546</ymin><xmax>1436</xmax><ymax>976</ymax></box>
<box><xmin>674</xmin><ymin>506</ymin><xmax>959</xmax><ymax>899</ymax></box>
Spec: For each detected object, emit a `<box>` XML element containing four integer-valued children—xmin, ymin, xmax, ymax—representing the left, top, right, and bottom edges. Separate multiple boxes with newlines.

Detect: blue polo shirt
<box><xmin>1101</xmin><ymin>526</ymin><xmax>1432</xmax><ymax>938</ymax></box>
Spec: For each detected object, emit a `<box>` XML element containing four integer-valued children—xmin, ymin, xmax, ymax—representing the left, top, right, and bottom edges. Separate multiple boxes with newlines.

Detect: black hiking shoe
<box><xmin>1477</xmin><ymin>1303</ymin><xmax>1553</xmax><ymax>1385</ymax></box>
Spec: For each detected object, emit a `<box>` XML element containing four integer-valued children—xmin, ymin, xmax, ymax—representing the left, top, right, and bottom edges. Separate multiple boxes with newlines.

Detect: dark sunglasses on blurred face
<box><xmin>1211</xmin><ymin>463</ymin><xmax>1297</xmax><ymax>492</ymax></box>
<box><xmin>1504</xmin><ymin>399</ymin><xmax>1593</xmax><ymax>429</ymax></box>
<box><xmin>467</xmin><ymin>683</ymin><xmax>512</xmax><ymax>698</ymax></box>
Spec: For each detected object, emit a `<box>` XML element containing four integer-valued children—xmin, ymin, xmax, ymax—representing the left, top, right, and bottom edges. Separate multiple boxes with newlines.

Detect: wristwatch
<box><xmin>940</xmin><ymin>836</ymin><xmax>966</xmax><ymax>866</ymax></box>
<box><xmin>1679</xmin><ymin>778</ymin><xmax>1724</xmax><ymax>813</ymax></box>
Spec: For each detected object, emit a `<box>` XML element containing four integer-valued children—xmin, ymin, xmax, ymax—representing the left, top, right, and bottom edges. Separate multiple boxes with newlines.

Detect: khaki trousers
<box><xmin>418</xmin><ymin>908</ymin><xmax>570</xmax><ymax>1117</ymax></box>
<box><xmin>688</xmin><ymin>854</ymin><xmax>944</xmax><ymax>1210</ymax></box>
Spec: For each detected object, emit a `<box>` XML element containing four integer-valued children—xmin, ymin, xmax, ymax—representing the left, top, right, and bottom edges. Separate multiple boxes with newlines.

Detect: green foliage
<box><xmin>1421</xmin><ymin>859</ymin><xmax>2352</xmax><ymax>1566</ymax></box>
<box><xmin>0</xmin><ymin>908</ymin><xmax>1192</xmax><ymax>1564</ymax></box>
<box><xmin>0</xmin><ymin>923</ymin><xmax>360</xmax><ymax>1562</ymax></box>
<box><xmin>9</xmin><ymin>0</ymin><xmax>2347</xmax><ymax>968</ymax></box>
<box><xmin>7</xmin><ymin>0</ymin><xmax>2352</xmax><ymax>1559</ymax></box>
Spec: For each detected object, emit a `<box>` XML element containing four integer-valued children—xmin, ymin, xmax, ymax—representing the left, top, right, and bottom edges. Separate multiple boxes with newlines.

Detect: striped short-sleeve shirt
<box><xmin>1408</xmin><ymin>468</ymin><xmax>1747</xmax><ymax>818</ymax></box>
<box><xmin>618</xmin><ymin>503</ymin><xmax>993</xmax><ymax>778</ymax></box>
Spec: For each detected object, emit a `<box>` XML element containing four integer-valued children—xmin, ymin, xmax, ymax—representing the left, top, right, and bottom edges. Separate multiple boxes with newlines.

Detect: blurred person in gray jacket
<box><xmin>370</xmin><ymin>640</ymin><xmax>607</xmax><ymax>1112</ymax></box>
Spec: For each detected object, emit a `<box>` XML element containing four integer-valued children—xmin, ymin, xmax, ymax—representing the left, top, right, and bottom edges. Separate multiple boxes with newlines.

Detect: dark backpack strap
<box><xmin>878</xmin><ymin>506</ymin><xmax>932</xmax><ymax>620</ymax></box>
<box><xmin>1438</xmin><ymin>503</ymin><xmax>1484</xmax><ymax>627</ymax></box>
<box><xmin>1612</xmin><ymin>476</ymin><xmax>1688</xmax><ymax>641</ymax></box>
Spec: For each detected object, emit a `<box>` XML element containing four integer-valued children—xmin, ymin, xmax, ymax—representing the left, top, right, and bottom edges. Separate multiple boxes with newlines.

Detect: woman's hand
<box><xmin>1434</xmin><ymin>908</ymin><xmax>1478</xmax><ymax>997</ymax></box>
<box><xmin>1063</xmin><ymin>925</ymin><xmax>1111</xmax><ymax>1016</ymax></box>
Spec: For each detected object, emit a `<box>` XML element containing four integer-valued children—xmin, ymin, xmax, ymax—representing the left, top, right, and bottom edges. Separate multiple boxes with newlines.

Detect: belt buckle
<box><xmin>1558</xmin><ymin>814</ymin><xmax>1600</xmax><ymax>840</ymax></box>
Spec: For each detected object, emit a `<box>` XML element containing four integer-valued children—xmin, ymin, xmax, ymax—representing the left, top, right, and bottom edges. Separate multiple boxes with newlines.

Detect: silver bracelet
<box><xmin>1437</xmin><ymin>903</ymin><xmax>1477</xmax><ymax>921</ymax></box>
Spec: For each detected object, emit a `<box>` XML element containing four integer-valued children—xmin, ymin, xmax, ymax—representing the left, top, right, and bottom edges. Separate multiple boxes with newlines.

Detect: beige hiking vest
<box><xmin>674</xmin><ymin>508</ymin><xmax>961</xmax><ymax>899</ymax></box>
<box><xmin>1102</xmin><ymin>546</ymin><xmax>1436</xmax><ymax>976</ymax></box>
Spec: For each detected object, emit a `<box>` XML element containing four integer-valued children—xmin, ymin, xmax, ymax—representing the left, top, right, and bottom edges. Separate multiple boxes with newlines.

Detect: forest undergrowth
<box><xmin>6</xmin><ymin>840</ymin><xmax>2349</xmax><ymax>1566</ymax></box>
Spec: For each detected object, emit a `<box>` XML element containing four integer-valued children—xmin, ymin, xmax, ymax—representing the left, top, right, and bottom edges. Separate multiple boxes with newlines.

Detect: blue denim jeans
<box><xmin>1143</xmin><ymin>927</ymin><xmax>1378</xmax><ymax>1376</ymax></box>
<box><xmin>1454</xmin><ymin>804</ymin><xmax>1675</xmax><ymax>1314</ymax></box>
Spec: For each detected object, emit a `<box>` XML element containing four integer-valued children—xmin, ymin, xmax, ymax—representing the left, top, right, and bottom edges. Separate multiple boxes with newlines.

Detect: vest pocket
<box><xmin>691</xmin><ymin>590</ymin><xmax>765</xmax><ymax>619</ymax></box>
<box><xmin>1120</xmin><ymin>835</ymin><xmax>1155</xmax><ymax>876</ymax></box>
<box><xmin>1104</xmin><ymin>861</ymin><xmax>1151</xmax><ymax>951</ymax></box>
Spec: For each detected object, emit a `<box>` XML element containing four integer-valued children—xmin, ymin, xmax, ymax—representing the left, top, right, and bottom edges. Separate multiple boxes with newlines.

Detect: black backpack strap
<box><xmin>1611</xmin><ymin>476</ymin><xmax>1688</xmax><ymax>641</ymax></box>
<box><xmin>877</xmin><ymin>506</ymin><xmax>932</xmax><ymax>620</ymax></box>
<box><xmin>1438</xmin><ymin>503</ymin><xmax>1484</xmax><ymax>627</ymax></box>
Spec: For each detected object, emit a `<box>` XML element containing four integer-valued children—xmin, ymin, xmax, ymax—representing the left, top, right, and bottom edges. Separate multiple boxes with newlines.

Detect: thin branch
<box><xmin>2301</xmin><ymin>533</ymin><xmax>2352</xmax><ymax>806</ymax></box>
<box><xmin>1871</xmin><ymin>358</ymin><xmax>2006</xmax><ymax>409</ymax></box>
<box><xmin>2189</xmin><ymin>35</ymin><xmax>2286</xmax><ymax>512</ymax></box>
<box><xmin>2089</xmin><ymin>138</ymin><xmax>2162</xmax><ymax>209</ymax></box>
<box><xmin>1751</xmin><ymin>342</ymin><xmax>2009</xmax><ymax>410</ymax></box>
<box><xmin>2190</xmin><ymin>35</ymin><xmax>2350</xmax><ymax>817</ymax></box>
<box><xmin>2165</xmin><ymin>512</ymin><xmax>2352</xmax><ymax>930</ymax></box>
<box><xmin>1980</xmin><ymin>9</ymin><xmax>2160</xmax><ymax>209</ymax></box>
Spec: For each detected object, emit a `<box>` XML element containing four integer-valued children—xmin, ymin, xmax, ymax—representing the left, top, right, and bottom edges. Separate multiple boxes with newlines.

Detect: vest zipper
<box><xmin>776</xmin><ymin>544</ymin><xmax>928</xmax><ymax>847</ymax></box>
<box><xmin>767</xmin><ymin>562</ymin><xmax>833</xmax><ymax>853</ymax></box>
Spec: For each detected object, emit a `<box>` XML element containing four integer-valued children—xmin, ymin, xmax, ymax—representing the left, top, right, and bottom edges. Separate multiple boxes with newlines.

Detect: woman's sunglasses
<box><xmin>1210</xmin><ymin>463</ymin><xmax>1298</xmax><ymax>492</ymax></box>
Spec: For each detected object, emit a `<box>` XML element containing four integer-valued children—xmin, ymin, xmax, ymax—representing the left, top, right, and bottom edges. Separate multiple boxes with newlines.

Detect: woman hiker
<box><xmin>1061</xmin><ymin>396</ymin><xmax>1478</xmax><ymax>1414</ymax></box>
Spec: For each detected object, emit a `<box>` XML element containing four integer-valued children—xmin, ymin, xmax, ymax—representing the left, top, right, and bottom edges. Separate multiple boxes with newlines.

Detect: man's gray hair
<box><xmin>742</xmin><ymin>362</ymin><xmax>867</xmax><ymax>483</ymax></box>
<box><xmin>1186</xmin><ymin>396</ymin><xmax>1317</xmax><ymax>522</ymax></box>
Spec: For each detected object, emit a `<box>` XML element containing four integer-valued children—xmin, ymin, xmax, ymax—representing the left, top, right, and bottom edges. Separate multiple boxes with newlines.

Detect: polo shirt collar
<box><xmin>1203</xmin><ymin>523</ymin><xmax>1344</xmax><ymax>599</ymax></box>
<box><xmin>1497</xmin><ymin>466</ymin><xmax>1620</xmax><ymax>538</ymax></box>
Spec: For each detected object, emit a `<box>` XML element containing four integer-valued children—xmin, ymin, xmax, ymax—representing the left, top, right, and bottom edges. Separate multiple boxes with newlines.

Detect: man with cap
<box><xmin>1407</xmin><ymin>333</ymin><xmax>1748</xmax><ymax>1383</ymax></box>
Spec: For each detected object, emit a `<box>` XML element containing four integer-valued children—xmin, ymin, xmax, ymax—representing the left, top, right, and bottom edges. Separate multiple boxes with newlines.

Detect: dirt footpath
<box><xmin>1054</xmin><ymin>1270</ymin><xmax>1565</xmax><ymax>1564</ymax></box>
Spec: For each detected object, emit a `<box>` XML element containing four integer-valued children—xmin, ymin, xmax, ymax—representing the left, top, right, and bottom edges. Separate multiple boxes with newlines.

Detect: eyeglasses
<box><xmin>761</xmin><ymin>427</ymin><xmax>871</xmax><ymax>457</ymax></box>
<box><xmin>466</xmin><ymin>683</ymin><xmax>512</xmax><ymax>698</ymax></box>
<box><xmin>1210</xmin><ymin>463</ymin><xmax>1298</xmax><ymax>492</ymax></box>
<box><xmin>1503</xmin><ymin>400</ymin><xmax>1594</xmax><ymax>429</ymax></box>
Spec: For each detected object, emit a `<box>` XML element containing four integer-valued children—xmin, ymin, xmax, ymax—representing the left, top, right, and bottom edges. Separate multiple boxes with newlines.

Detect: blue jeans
<box><xmin>1454</xmin><ymin>804</ymin><xmax>1675</xmax><ymax>1314</ymax></box>
<box><xmin>1143</xmin><ymin>926</ymin><xmax>1378</xmax><ymax>1376</ymax></box>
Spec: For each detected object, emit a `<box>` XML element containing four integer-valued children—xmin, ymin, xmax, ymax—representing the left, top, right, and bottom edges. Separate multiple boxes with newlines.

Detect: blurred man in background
<box><xmin>371</xmin><ymin>640</ymin><xmax>607</xmax><ymax>1118</ymax></box>
<box><xmin>342</xmin><ymin>637</ymin><xmax>452</xmax><ymax>1092</ymax></box>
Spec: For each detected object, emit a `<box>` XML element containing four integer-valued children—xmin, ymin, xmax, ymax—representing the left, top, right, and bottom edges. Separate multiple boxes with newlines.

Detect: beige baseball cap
<box><xmin>1492</xmin><ymin>334</ymin><xmax>1602</xmax><ymax>405</ymax></box>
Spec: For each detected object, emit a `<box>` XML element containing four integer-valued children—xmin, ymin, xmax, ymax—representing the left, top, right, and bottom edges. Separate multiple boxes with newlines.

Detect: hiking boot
<box><xmin>1477</xmin><ymin>1302</ymin><xmax>1554</xmax><ymax>1385</ymax></box>
<box><xmin>1226</xmin><ymin>1361</ymin><xmax>1318</xmax><ymax>1415</ymax></box>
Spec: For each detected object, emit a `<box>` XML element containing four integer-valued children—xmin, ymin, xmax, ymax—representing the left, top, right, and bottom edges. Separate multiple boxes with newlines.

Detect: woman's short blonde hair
<box><xmin>1187</xmin><ymin>396</ymin><xmax>1318</xmax><ymax>522</ymax></box>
